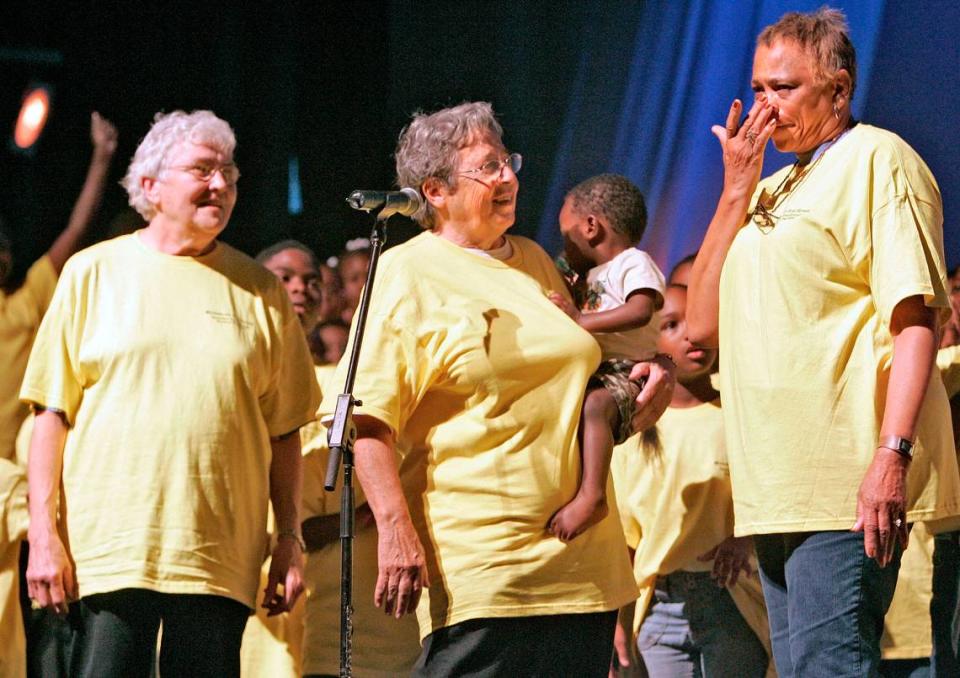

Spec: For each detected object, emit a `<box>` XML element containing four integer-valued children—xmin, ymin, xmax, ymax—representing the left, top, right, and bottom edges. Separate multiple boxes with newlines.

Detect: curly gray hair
<box><xmin>121</xmin><ymin>110</ymin><xmax>236</xmax><ymax>220</ymax></box>
<box><xmin>394</xmin><ymin>101</ymin><xmax>504</xmax><ymax>229</ymax></box>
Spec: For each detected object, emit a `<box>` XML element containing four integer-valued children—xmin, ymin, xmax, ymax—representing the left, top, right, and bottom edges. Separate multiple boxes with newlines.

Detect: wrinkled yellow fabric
<box><xmin>0</xmin><ymin>255</ymin><xmax>57</xmax><ymax>461</ymax></box>
<box><xmin>611</xmin><ymin>401</ymin><xmax>773</xmax><ymax>675</ymax></box>
<box><xmin>0</xmin><ymin>458</ymin><xmax>27</xmax><ymax>678</ymax></box>
<box><xmin>20</xmin><ymin>234</ymin><xmax>319</xmax><ymax>607</ymax></box>
<box><xmin>881</xmin><ymin>521</ymin><xmax>934</xmax><ymax>660</ymax></box>
<box><xmin>720</xmin><ymin>124</ymin><xmax>958</xmax><ymax>534</ymax></box>
<box><xmin>321</xmin><ymin>231</ymin><xmax>637</xmax><ymax>640</ymax></box>
<box><xmin>937</xmin><ymin>345</ymin><xmax>960</xmax><ymax>398</ymax></box>
<box><xmin>301</xmin><ymin>390</ymin><xmax>422</xmax><ymax>675</ymax></box>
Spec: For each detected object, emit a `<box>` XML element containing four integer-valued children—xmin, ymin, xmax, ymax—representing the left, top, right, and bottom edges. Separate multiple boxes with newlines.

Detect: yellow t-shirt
<box><xmin>0</xmin><ymin>255</ymin><xmax>57</xmax><ymax>462</ymax></box>
<box><xmin>321</xmin><ymin>231</ymin><xmax>637</xmax><ymax>640</ymax></box>
<box><xmin>881</xmin><ymin>350</ymin><xmax>960</xmax><ymax>660</ymax></box>
<box><xmin>881</xmin><ymin>521</ymin><xmax>934</xmax><ymax>660</ymax></box>
<box><xmin>611</xmin><ymin>400</ymin><xmax>772</xmax><ymax>673</ymax></box>
<box><xmin>300</xmin><ymin>419</ymin><xmax>422</xmax><ymax>676</ymax></box>
<box><xmin>19</xmin><ymin>234</ymin><xmax>320</xmax><ymax>608</ymax></box>
<box><xmin>239</xmin><ymin>364</ymin><xmax>343</xmax><ymax>678</ymax></box>
<box><xmin>937</xmin><ymin>345</ymin><xmax>960</xmax><ymax>398</ymax></box>
<box><xmin>0</xmin><ymin>458</ymin><xmax>28</xmax><ymax>678</ymax></box>
<box><xmin>719</xmin><ymin>123</ymin><xmax>959</xmax><ymax>534</ymax></box>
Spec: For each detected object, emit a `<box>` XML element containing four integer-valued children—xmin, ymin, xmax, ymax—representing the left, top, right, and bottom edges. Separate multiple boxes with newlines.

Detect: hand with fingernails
<box><xmin>711</xmin><ymin>99</ymin><xmax>779</xmax><ymax>201</ymax></box>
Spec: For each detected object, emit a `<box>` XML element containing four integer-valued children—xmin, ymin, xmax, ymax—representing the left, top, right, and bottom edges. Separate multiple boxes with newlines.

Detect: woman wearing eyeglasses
<box><xmin>20</xmin><ymin>110</ymin><xmax>319</xmax><ymax>677</ymax></box>
<box><xmin>686</xmin><ymin>8</ymin><xmax>959</xmax><ymax>675</ymax></box>
<box><xmin>318</xmin><ymin>101</ymin><xmax>673</xmax><ymax>676</ymax></box>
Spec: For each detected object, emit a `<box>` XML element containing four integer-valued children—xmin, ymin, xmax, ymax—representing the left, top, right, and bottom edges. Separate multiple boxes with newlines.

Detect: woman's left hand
<box><xmin>629</xmin><ymin>354</ymin><xmax>677</xmax><ymax>431</ymax></box>
<box><xmin>853</xmin><ymin>448</ymin><xmax>910</xmax><ymax>567</ymax></box>
<box><xmin>262</xmin><ymin>537</ymin><xmax>305</xmax><ymax>616</ymax></box>
<box><xmin>698</xmin><ymin>535</ymin><xmax>754</xmax><ymax>588</ymax></box>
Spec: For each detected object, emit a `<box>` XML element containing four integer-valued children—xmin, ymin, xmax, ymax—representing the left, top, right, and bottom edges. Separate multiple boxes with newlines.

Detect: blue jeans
<box><xmin>931</xmin><ymin>530</ymin><xmax>960</xmax><ymax>676</ymax></box>
<box><xmin>637</xmin><ymin>570</ymin><xmax>767</xmax><ymax>678</ymax></box>
<box><xmin>754</xmin><ymin>530</ymin><xmax>901</xmax><ymax>678</ymax></box>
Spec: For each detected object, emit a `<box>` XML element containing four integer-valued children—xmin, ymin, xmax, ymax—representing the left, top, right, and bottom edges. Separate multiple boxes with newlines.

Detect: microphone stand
<box><xmin>323</xmin><ymin>208</ymin><xmax>391</xmax><ymax>678</ymax></box>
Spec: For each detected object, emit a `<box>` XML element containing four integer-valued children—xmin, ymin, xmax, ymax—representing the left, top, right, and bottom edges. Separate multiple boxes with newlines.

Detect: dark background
<box><xmin>2</xmin><ymin>1</ymin><xmax>957</xmax><ymax>283</ymax></box>
<box><xmin>0</xmin><ymin>1</ymin><xmax>601</xmax><ymax>274</ymax></box>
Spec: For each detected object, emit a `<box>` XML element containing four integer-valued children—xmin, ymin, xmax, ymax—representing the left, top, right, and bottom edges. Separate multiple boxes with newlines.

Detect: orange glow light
<box><xmin>14</xmin><ymin>88</ymin><xmax>51</xmax><ymax>149</ymax></box>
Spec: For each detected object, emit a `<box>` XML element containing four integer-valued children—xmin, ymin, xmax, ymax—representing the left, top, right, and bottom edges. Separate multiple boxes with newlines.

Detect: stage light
<box><xmin>13</xmin><ymin>85</ymin><xmax>52</xmax><ymax>150</ymax></box>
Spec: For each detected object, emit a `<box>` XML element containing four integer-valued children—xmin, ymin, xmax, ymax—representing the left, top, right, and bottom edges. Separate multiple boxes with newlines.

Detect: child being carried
<box><xmin>548</xmin><ymin>174</ymin><xmax>666</xmax><ymax>541</ymax></box>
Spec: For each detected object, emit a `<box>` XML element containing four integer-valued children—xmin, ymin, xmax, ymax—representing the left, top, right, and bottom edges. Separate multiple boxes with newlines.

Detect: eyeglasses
<box><xmin>165</xmin><ymin>163</ymin><xmax>240</xmax><ymax>185</ymax></box>
<box><xmin>458</xmin><ymin>153</ymin><xmax>522</xmax><ymax>180</ymax></box>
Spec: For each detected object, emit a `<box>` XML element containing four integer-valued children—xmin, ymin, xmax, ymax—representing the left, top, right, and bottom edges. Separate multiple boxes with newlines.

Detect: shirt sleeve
<box><xmin>258</xmin><ymin>294</ymin><xmax>322</xmax><ymax>438</ymax></box>
<box><xmin>619</xmin><ymin>251</ymin><xmax>666</xmax><ymax>308</ymax></box>
<box><xmin>320</xmin><ymin>312</ymin><xmax>430</xmax><ymax>440</ymax></box>
<box><xmin>868</xmin><ymin>156</ymin><xmax>949</xmax><ymax>326</ymax></box>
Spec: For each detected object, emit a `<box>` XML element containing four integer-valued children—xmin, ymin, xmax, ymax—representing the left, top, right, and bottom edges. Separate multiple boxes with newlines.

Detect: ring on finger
<box><xmin>745</xmin><ymin>130</ymin><xmax>758</xmax><ymax>145</ymax></box>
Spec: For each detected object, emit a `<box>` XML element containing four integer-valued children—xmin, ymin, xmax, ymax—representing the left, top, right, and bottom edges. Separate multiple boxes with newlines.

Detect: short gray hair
<box><xmin>122</xmin><ymin>110</ymin><xmax>236</xmax><ymax>220</ymax></box>
<box><xmin>395</xmin><ymin>101</ymin><xmax>504</xmax><ymax>229</ymax></box>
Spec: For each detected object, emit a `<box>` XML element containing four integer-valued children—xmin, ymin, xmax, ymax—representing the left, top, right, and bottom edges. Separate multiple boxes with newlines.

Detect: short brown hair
<box><xmin>758</xmin><ymin>6</ymin><xmax>857</xmax><ymax>95</ymax></box>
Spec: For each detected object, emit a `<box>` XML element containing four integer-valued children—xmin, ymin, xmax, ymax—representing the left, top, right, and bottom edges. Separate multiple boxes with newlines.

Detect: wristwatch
<box><xmin>878</xmin><ymin>435</ymin><xmax>914</xmax><ymax>461</ymax></box>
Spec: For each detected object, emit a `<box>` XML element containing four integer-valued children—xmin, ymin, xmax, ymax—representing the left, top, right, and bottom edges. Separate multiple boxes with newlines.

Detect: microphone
<box><xmin>346</xmin><ymin>187</ymin><xmax>421</xmax><ymax>218</ymax></box>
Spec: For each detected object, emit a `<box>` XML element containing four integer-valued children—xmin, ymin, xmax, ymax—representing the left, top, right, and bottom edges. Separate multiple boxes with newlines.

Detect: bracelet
<box><xmin>277</xmin><ymin>530</ymin><xmax>306</xmax><ymax>551</ymax></box>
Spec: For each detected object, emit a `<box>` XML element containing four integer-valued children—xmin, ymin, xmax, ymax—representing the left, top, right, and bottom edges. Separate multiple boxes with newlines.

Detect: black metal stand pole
<box><xmin>324</xmin><ymin>212</ymin><xmax>389</xmax><ymax>678</ymax></box>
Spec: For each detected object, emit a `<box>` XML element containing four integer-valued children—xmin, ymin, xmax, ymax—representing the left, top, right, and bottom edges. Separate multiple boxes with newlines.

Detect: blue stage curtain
<box><xmin>537</xmin><ymin>1</ymin><xmax>887</xmax><ymax>275</ymax></box>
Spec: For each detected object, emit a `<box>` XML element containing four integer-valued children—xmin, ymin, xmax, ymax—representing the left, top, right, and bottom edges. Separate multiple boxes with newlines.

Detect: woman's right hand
<box><xmin>710</xmin><ymin>99</ymin><xmax>777</xmax><ymax>201</ymax></box>
<box><xmin>26</xmin><ymin>531</ymin><xmax>77</xmax><ymax>616</ymax></box>
<box><xmin>375</xmin><ymin>516</ymin><xmax>429</xmax><ymax>619</ymax></box>
<box><xmin>629</xmin><ymin>354</ymin><xmax>677</xmax><ymax>431</ymax></box>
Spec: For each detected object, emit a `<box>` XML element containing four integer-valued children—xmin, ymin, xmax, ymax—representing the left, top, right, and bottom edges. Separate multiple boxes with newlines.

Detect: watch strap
<box><xmin>878</xmin><ymin>435</ymin><xmax>914</xmax><ymax>460</ymax></box>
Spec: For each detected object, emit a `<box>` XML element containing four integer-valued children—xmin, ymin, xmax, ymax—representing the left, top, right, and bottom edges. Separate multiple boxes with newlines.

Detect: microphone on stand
<box><xmin>346</xmin><ymin>187</ymin><xmax>421</xmax><ymax>219</ymax></box>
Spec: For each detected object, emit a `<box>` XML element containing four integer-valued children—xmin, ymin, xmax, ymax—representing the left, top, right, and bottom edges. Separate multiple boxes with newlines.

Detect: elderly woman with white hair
<box><xmin>20</xmin><ymin>110</ymin><xmax>319</xmax><ymax>677</ymax></box>
<box><xmin>321</xmin><ymin>101</ymin><xmax>675</xmax><ymax>676</ymax></box>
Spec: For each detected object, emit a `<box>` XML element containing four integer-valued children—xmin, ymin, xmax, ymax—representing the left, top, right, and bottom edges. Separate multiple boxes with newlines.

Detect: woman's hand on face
<box><xmin>710</xmin><ymin>99</ymin><xmax>778</xmax><ymax>201</ymax></box>
<box><xmin>629</xmin><ymin>354</ymin><xmax>677</xmax><ymax>431</ymax></box>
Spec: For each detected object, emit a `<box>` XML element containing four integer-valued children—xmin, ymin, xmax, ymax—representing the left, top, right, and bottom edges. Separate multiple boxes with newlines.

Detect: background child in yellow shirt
<box><xmin>611</xmin><ymin>285</ymin><xmax>771</xmax><ymax>677</ymax></box>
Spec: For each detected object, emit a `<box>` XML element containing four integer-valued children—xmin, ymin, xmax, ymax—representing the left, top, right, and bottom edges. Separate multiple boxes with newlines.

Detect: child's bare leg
<box><xmin>548</xmin><ymin>386</ymin><xmax>618</xmax><ymax>541</ymax></box>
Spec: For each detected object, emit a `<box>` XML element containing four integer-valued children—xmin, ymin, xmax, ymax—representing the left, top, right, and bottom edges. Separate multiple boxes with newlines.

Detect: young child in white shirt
<box><xmin>549</xmin><ymin>174</ymin><xmax>665</xmax><ymax>540</ymax></box>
